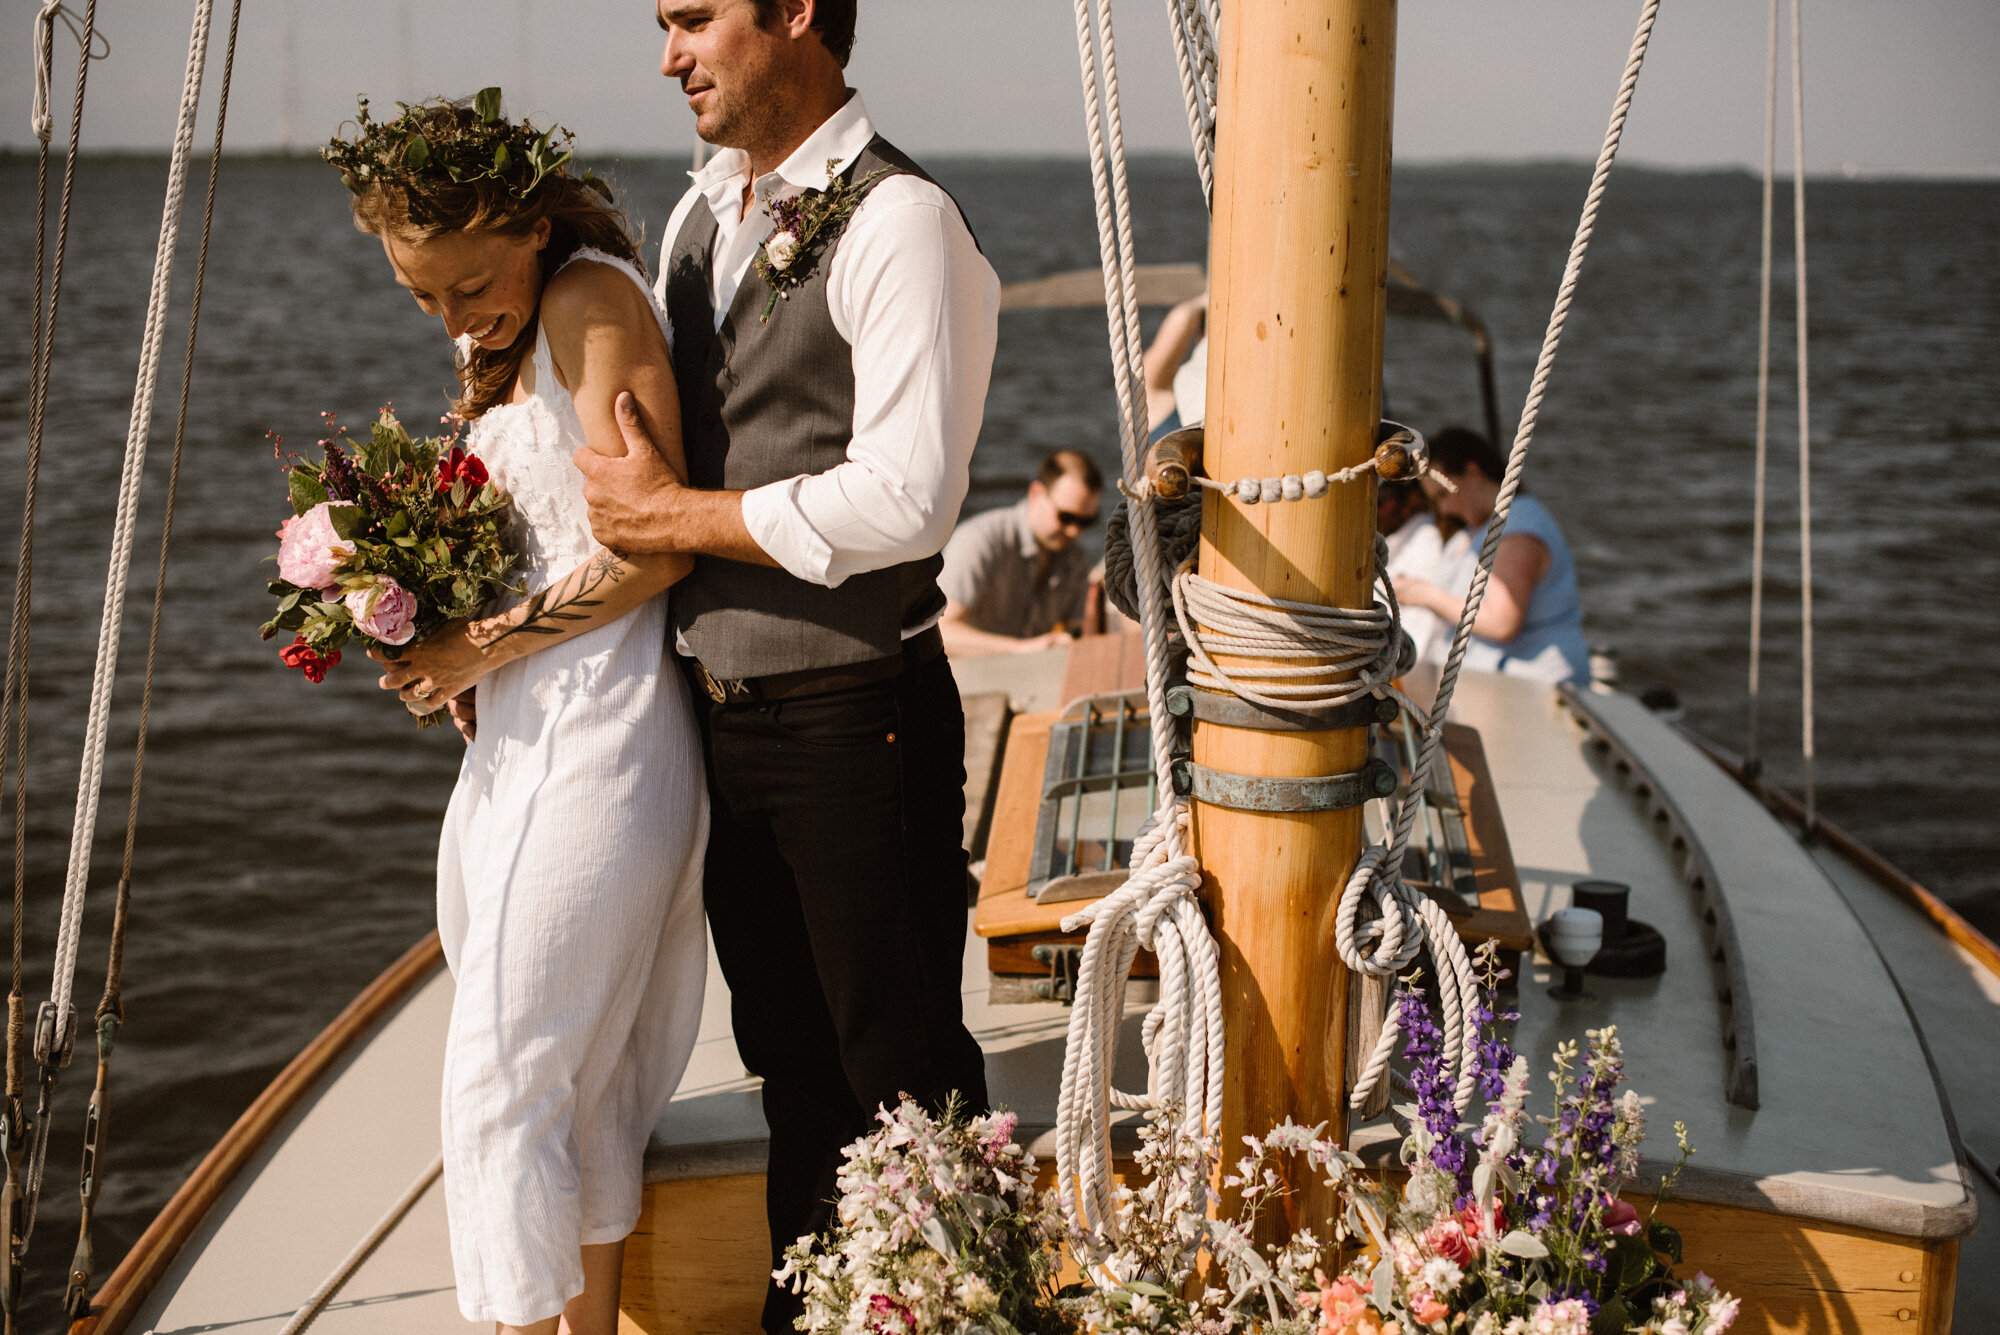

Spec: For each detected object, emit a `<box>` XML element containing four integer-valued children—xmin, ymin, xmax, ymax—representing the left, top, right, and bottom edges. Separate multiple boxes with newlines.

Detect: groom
<box><xmin>576</xmin><ymin>0</ymin><xmax>996</xmax><ymax>1327</ymax></box>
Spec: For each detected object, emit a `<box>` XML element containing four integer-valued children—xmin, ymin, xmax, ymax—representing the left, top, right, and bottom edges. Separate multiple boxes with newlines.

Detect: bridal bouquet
<box><xmin>262</xmin><ymin>408</ymin><xmax>517</xmax><ymax>718</ymax></box>
<box><xmin>784</xmin><ymin>945</ymin><xmax>1739</xmax><ymax>1335</ymax></box>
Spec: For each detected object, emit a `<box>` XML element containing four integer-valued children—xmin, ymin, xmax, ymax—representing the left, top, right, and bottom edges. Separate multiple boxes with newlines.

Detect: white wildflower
<box><xmin>765</xmin><ymin>229</ymin><xmax>800</xmax><ymax>269</ymax></box>
<box><xmin>1418</xmin><ymin>1255</ymin><xmax>1464</xmax><ymax>1294</ymax></box>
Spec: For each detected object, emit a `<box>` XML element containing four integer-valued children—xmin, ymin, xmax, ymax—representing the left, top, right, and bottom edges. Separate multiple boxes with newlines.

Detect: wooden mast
<box><xmin>1194</xmin><ymin>0</ymin><xmax>1397</xmax><ymax>1225</ymax></box>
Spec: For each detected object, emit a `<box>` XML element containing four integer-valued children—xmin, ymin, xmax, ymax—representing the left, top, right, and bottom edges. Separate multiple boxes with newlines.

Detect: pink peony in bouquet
<box><xmin>263</xmin><ymin>408</ymin><xmax>517</xmax><ymax>723</ymax></box>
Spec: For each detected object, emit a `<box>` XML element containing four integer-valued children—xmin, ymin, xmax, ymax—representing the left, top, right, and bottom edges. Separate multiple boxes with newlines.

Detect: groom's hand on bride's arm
<box><xmin>573</xmin><ymin>392</ymin><xmax>778</xmax><ymax>567</ymax></box>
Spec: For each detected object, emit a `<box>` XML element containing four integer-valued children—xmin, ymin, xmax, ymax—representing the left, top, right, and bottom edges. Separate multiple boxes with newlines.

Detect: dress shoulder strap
<box><xmin>555</xmin><ymin>245</ymin><xmax>672</xmax><ymax>346</ymax></box>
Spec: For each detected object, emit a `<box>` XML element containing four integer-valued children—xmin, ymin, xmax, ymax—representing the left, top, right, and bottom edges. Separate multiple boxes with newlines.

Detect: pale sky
<box><xmin>3</xmin><ymin>0</ymin><xmax>1995</xmax><ymax>176</ymax></box>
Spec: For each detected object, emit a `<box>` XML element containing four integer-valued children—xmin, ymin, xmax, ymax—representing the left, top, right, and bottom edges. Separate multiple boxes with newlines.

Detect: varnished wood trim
<box><xmin>68</xmin><ymin>932</ymin><xmax>447</xmax><ymax>1334</ymax></box>
<box><xmin>1691</xmin><ymin>735</ymin><xmax>2000</xmax><ymax>982</ymax></box>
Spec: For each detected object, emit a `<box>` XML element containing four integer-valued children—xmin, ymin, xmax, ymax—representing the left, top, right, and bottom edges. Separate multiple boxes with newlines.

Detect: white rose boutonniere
<box><xmin>752</xmin><ymin>158</ymin><xmax>890</xmax><ymax>322</ymax></box>
<box><xmin>764</xmin><ymin>229</ymin><xmax>800</xmax><ymax>271</ymax></box>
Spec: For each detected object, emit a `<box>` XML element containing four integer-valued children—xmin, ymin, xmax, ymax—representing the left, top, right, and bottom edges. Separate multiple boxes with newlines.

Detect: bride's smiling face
<box><xmin>381</xmin><ymin>217</ymin><xmax>552</xmax><ymax>350</ymax></box>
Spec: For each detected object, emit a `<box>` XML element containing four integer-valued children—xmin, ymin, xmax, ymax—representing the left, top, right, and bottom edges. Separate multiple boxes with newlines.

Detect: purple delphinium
<box><xmin>1467</xmin><ymin>968</ymin><xmax>1521</xmax><ymax>1104</ymax></box>
<box><xmin>1396</xmin><ymin>980</ymin><xmax>1468</xmax><ymax>1191</ymax></box>
<box><xmin>320</xmin><ymin>439</ymin><xmax>363</xmax><ymax>502</ymax></box>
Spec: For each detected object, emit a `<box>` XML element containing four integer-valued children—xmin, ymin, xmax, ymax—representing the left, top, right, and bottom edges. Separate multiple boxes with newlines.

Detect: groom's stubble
<box><xmin>662</xmin><ymin>0</ymin><xmax>851</xmax><ymax>179</ymax></box>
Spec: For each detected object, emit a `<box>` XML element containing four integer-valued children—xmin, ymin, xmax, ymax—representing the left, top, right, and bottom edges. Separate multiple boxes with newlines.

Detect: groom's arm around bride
<box><xmin>574</xmin><ymin>3</ymin><xmax>997</xmax><ymax>1332</ymax></box>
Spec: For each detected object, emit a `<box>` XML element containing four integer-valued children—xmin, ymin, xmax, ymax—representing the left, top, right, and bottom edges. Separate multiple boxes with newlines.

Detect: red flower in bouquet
<box><xmin>279</xmin><ymin>635</ymin><xmax>341</xmax><ymax>683</ymax></box>
<box><xmin>436</xmin><ymin>445</ymin><xmax>489</xmax><ymax>495</ymax></box>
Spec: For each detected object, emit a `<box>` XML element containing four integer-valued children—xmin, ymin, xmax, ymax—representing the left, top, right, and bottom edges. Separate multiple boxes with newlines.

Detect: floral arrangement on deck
<box><xmin>783</xmin><ymin>946</ymin><xmax>1738</xmax><ymax>1335</ymax></box>
<box><xmin>262</xmin><ymin>408</ymin><xmax>516</xmax><ymax>717</ymax></box>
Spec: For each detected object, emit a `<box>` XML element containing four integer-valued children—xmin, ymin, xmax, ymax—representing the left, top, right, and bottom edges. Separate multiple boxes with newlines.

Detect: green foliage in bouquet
<box><xmin>263</xmin><ymin>409</ymin><xmax>517</xmax><ymax>708</ymax></box>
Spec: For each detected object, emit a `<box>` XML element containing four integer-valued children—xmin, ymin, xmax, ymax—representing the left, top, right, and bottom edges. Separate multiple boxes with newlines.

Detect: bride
<box><xmin>324</xmin><ymin>95</ymin><xmax>706</xmax><ymax>1334</ymax></box>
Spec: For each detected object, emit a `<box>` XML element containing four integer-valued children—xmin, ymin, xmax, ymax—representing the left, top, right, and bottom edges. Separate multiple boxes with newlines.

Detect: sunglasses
<box><xmin>1056</xmin><ymin>508</ymin><xmax>1100</xmax><ymax>530</ymax></box>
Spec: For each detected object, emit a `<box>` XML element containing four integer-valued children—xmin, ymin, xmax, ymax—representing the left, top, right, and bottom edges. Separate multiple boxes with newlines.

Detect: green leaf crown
<box><xmin>321</xmin><ymin>87</ymin><xmax>603</xmax><ymax>202</ymax></box>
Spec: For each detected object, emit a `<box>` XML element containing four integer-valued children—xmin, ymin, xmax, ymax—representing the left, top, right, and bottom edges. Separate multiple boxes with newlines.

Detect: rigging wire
<box><xmin>1789</xmin><ymin>0</ymin><xmax>1818</xmax><ymax>830</ymax></box>
<box><xmin>5</xmin><ymin>2</ymin><xmax>102</xmax><ymax>1324</ymax></box>
<box><xmin>60</xmin><ymin>0</ymin><xmax>244</xmax><ymax>1315</ymax></box>
<box><xmin>1746</xmin><ymin>0</ymin><xmax>1778</xmax><ymax>780</ymax></box>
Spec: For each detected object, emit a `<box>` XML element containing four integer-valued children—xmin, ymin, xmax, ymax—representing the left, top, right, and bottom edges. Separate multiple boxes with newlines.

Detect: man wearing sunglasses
<box><xmin>938</xmin><ymin>449</ymin><xmax>1104</xmax><ymax>657</ymax></box>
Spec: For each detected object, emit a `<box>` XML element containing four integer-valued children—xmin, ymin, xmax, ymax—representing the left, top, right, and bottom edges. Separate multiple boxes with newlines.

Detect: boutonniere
<box><xmin>753</xmin><ymin>158</ymin><xmax>889</xmax><ymax>322</ymax></box>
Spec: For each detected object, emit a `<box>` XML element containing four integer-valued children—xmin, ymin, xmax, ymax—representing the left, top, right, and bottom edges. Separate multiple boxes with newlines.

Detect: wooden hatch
<box><xmin>973</xmin><ymin>630</ymin><xmax>1534</xmax><ymax>999</ymax></box>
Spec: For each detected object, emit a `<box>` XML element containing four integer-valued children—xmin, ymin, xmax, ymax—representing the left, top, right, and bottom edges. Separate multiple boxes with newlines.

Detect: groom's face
<box><xmin>658</xmin><ymin>0</ymin><xmax>792</xmax><ymax>150</ymax></box>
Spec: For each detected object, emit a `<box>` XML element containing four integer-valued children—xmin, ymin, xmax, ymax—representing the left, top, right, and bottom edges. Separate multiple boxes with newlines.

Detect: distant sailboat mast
<box><xmin>278</xmin><ymin>0</ymin><xmax>298</xmax><ymax>151</ymax></box>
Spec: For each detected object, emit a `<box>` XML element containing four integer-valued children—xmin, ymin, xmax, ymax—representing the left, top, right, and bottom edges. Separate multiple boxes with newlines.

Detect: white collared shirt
<box><xmin>656</xmin><ymin>94</ymin><xmax>1000</xmax><ymax>590</ymax></box>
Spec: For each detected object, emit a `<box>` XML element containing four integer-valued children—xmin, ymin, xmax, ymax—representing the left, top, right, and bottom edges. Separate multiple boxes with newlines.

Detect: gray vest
<box><xmin>665</xmin><ymin>136</ymin><xmax>963</xmax><ymax>680</ymax></box>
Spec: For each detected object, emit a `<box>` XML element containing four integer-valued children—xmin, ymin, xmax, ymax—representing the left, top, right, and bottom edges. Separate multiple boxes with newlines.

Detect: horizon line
<box><xmin>3</xmin><ymin>147</ymin><xmax>1995</xmax><ymax>184</ymax></box>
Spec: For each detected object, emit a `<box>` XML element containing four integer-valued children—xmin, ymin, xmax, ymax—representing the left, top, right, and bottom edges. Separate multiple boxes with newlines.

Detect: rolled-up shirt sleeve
<box><xmin>739</xmin><ymin>181</ymin><xmax>999</xmax><ymax>587</ymax></box>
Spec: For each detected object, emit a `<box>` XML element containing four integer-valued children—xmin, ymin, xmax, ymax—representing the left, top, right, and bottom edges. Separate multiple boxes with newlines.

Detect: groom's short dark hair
<box><xmin>751</xmin><ymin>0</ymin><xmax>857</xmax><ymax>67</ymax></box>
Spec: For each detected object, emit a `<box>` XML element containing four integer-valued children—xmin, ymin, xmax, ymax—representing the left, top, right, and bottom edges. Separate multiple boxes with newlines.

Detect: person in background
<box><xmin>1378</xmin><ymin>477</ymin><xmax>1445</xmax><ymax>667</ymax></box>
<box><xmin>1142</xmin><ymin>290</ymin><xmax>1207</xmax><ymax>440</ymax></box>
<box><xmin>939</xmin><ymin>449</ymin><xmax>1103</xmax><ymax>656</ymax></box>
<box><xmin>1390</xmin><ymin>426</ymin><xmax>1591</xmax><ymax>684</ymax></box>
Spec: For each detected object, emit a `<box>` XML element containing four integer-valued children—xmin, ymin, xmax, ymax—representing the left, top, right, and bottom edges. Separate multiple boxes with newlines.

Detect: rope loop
<box><xmin>31</xmin><ymin>1</ymin><xmax>110</xmax><ymax>143</ymax></box>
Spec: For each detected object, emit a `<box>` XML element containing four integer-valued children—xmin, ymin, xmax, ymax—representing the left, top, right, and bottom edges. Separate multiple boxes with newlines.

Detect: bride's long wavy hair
<box><xmin>344</xmin><ymin>102</ymin><xmax>642</xmax><ymax>420</ymax></box>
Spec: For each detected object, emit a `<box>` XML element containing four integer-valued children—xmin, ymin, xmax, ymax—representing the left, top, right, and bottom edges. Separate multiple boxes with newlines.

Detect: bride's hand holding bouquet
<box><xmin>263</xmin><ymin>408</ymin><xmax>518</xmax><ymax>726</ymax></box>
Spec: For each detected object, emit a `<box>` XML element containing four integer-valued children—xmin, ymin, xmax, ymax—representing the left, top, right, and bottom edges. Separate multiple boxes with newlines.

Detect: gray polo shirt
<box><xmin>939</xmin><ymin>499</ymin><xmax>1091</xmax><ymax>638</ymax></box>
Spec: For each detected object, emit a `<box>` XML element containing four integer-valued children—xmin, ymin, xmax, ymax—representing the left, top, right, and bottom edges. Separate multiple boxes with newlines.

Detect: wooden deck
<box><xmin>78</xmin><ymin>654</ymin><xmax>1996</xmax><ymax>1335</ymax></box>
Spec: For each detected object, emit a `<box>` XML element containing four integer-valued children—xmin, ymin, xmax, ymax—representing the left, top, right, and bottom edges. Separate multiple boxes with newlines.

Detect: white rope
<box><xmin>1171</xmin><ymin>550</ymin><xmax>1410</xmax><ymax>712</ymax></box>
<box><xmin>1055</xmin><ymin>0</ymin><xmax>1223</xmax><ymax>1236</ymax></box>
<box><xmin>30</xmin><ymin>0</ymin><xmax>108</xmax><ymax>144</ymax></box>
<box><xmin>1788</xmin><ymin>0</ymin><xmax>1817</xmax><ymax>827</ymax></box>
<box><xmin>1336</xmin><ymin>0</ymin><xmax>1663</xmax><ymax>1113</ymax></box>
<box><xmin>1746</xmin><ymin>0</ymin><xmax>1777</xmax><ymax>770</ymax></box>
<box><xmin>48</xmin><ymin>0</ymin><xmax>217</xmax><ymax>1054</ymax></box>
<box><xmin>1162</xmin><ymin>0</ymin><xmax>1219</xmax><ymax>204</ymax></box>
<box><xmin>277</xmin><ymin>1154</ymin><xmax>444</xmax><ymax>1335</ymax></box>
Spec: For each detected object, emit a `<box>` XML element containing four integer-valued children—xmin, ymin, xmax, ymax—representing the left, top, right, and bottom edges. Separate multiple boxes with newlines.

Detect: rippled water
<box><xmin>0</xmin><ymin>153</ymin><xmax>1994</xmax><ymax>1319</ymax></box>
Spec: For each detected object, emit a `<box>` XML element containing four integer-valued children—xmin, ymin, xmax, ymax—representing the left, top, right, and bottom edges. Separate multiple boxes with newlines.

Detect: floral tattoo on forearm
<box><xmin>487</xmin><ymin>550</ymin><xmax>628</xmax><ymax>645</ymax></box>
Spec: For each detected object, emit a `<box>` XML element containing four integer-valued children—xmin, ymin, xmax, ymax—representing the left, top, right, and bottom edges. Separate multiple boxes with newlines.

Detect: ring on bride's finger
<box><xmin>413</xmin><ymin>685</ymin><xmax>434</xmax><ymax>700</ymax></box>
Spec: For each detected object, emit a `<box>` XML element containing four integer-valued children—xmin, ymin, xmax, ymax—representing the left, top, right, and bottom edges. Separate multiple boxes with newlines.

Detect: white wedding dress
<box><xmin>434</xmin><ymin>248</ymin><xmax>708</xmax><ymax>1325</ymax></box>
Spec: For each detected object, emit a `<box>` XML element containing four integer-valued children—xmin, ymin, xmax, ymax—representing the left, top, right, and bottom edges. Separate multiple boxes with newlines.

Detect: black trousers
<box><xmin>693</xmin><ymin>654</ymin><xmax>990</xmax><ymax>1334</ymax></box>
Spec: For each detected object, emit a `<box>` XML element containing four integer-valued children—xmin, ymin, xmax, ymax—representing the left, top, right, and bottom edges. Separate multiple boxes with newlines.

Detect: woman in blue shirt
<box><xmin>1392</xmin><ymin>428</ymin><xmax>1592</xmax><ymax>685</ymax></box>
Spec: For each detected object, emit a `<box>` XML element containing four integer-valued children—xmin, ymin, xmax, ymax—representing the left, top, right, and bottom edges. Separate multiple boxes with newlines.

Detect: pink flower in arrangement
<box><xmin>863</xmin><ymin>1294</ymin><xmax>916</xmax><ymax>1335</ymax></box>
<box><xmin>1527</xmin><ymin>1297</ymin><xmax>1592</xmax><ymax>1335</ymax></box>
<box><xmin>1602</xmin><ymin>1197</ymin><xmax>1643</xmax><ymax>1236</ymax></box>
<box><xmin>1313</xmin><ymin>1275</ymin><xmax>1400</xmax><ymax>1335</ymax></box>
<box><xmin>1410</xmin><ymin>1293</ymin><xmax>1449</xmax><ymax>1327</ymax></box>
<box><xmin>276</xmin><ymin>501</ymin><xmax>357</xmax><ymax>589</ymax></box>
<box><xmin>1424</xmin><ymin>1216</ymin><xmax>1477</xmax><ymax>1266</ymax></box>
<box><xmin>345</xmin><ymin>577</ymin><xmax>418</xmax><ymax>645</ymax></box>
<box><xmin>982</xmin><ymin>1111</ymin><xmax>1019</xmax><ymax>1154</ymax></box>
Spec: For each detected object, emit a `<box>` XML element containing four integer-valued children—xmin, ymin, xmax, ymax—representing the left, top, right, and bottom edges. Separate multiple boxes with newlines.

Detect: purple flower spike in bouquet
<box><xmin>261</xmin><ymin>407</ymin><xmax>518</xmax><ymax>723</ymax></box>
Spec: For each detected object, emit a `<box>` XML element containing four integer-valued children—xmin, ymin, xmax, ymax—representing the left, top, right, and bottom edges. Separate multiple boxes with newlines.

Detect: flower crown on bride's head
<box><xmin>321</xmin><ymin>87</ymin><xmax>608</xmax><ymax>205</ymax></box>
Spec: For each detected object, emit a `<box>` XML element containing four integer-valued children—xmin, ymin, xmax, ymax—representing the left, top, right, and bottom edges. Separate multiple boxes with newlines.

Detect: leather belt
<box><xmin>687</xmin><ymin>625</ymin><xmax>944</xmax><ymax>706</ymax></box>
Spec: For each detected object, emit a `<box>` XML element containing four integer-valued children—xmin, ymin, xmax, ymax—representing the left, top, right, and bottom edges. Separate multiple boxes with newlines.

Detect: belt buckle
<box><xmin>695</xmin><ymin>661</ymin><xmax>732</xmax><ymax>704</ymax></box>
